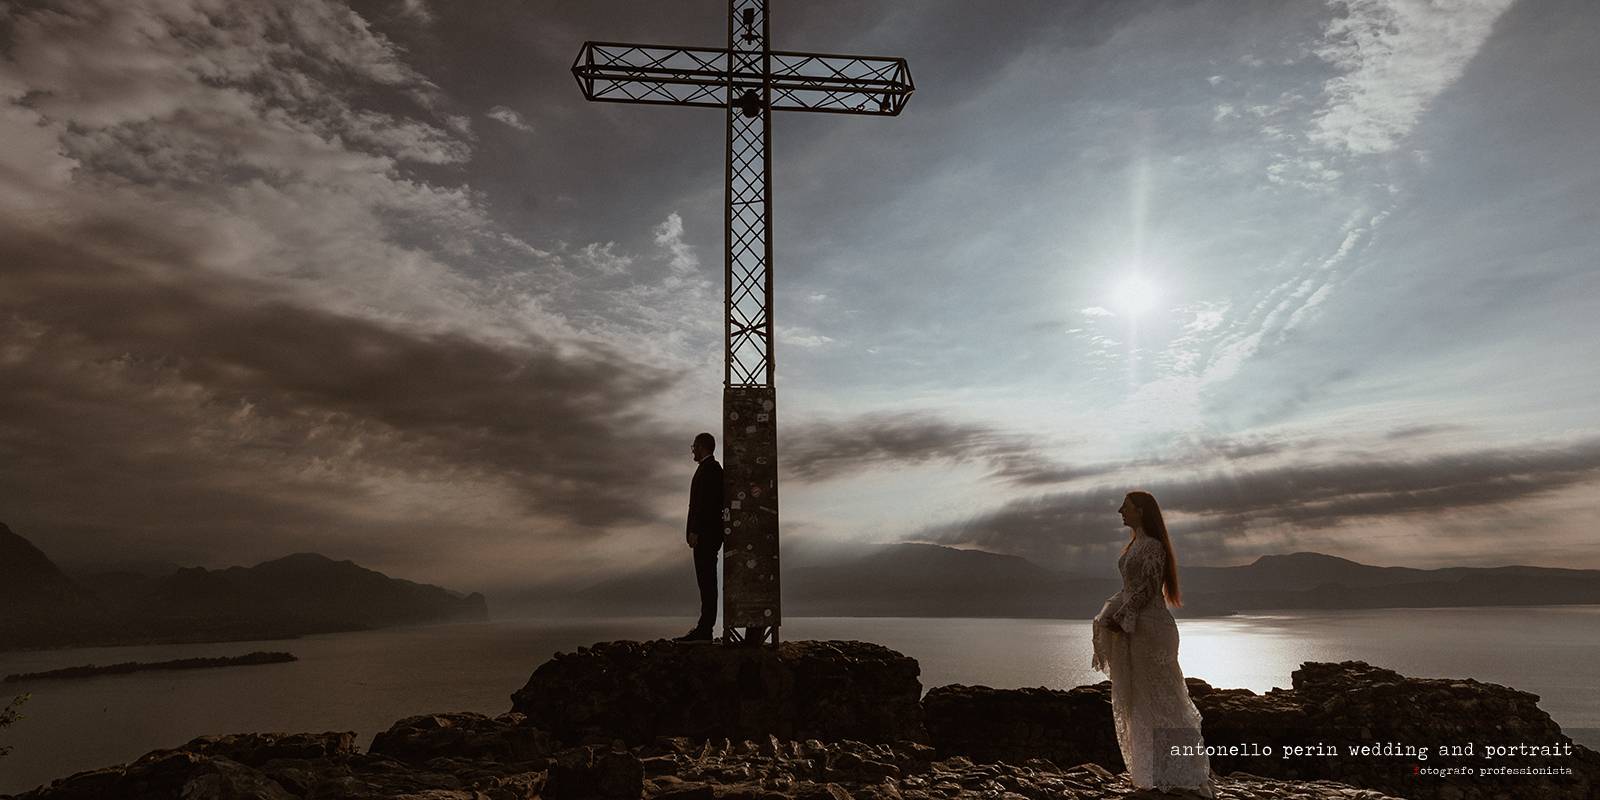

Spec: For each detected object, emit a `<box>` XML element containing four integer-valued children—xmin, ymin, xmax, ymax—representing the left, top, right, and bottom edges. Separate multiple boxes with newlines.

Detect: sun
<box><xmin>1111</xmin><ymin>274</ymin><xmax>1158</xmax><ymax>318</ymax></box>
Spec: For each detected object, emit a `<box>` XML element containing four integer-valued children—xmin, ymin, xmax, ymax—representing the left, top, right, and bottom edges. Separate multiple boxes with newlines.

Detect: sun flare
<box><xmin>1111</xmin><ymin>274</ymin><xmax>1158</xmax><ymax>318</ymax></box>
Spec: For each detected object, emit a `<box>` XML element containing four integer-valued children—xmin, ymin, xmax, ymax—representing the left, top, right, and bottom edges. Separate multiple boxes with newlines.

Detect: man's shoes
<box><xmin>672</xmin><ymin>628</ymin><xmax>713</xmax><ymax>642</ymax></box>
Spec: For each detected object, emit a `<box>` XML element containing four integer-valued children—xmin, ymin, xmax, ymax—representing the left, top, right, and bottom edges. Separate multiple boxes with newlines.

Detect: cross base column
<box><xmin>721</xmin><ymin>386</ymin><xmax>781</xmax><ymax>637</ymax></box>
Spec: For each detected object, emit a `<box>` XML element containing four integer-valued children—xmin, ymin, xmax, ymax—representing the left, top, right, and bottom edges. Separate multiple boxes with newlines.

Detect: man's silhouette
<box><xmin>674</xmin><ymin>432</ymin><xmax>723</xmax><ymax>642</ymax></box>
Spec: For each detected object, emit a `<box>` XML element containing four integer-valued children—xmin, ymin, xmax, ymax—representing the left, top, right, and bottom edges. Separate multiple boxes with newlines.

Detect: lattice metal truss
<box><xmin>724</xmin><ymin>0</ymin><xmax>770</xmax><ymax>386</ymax></box>
<box><xmin>571</xmin><ymin>45</ymin><xmax>914</xmax><ymax>118</ymax></box>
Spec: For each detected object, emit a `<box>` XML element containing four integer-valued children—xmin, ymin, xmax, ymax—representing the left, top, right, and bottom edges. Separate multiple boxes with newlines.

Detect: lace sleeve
<box><xmin>1112</xmin><ymin>539</ymin><xmax>1164</xmax><ymax>634</ymax></box>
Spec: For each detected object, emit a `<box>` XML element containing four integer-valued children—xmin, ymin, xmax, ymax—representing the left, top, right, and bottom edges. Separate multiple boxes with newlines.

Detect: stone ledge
<box><xmin>510</xmin><ymin>639</ymin><xmax>927</xmax><ymax>746</ymax></box>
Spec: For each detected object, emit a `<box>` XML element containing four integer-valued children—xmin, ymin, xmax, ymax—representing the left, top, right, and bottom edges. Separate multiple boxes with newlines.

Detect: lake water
<box><xmin>2</xmin><ymin>607</ymin><xmax>1597</xmax><ymax>795</ymax></box>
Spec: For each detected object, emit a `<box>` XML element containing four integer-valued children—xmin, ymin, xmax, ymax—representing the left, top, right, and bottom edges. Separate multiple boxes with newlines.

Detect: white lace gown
<box><xmin>1091</xmin><ymin>532</ymin><xmax>1216</xmax><ymax>797</ymax></box>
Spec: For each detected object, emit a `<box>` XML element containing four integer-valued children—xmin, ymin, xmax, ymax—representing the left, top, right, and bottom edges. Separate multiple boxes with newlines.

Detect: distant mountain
<box><xmin>1184</xmin><ymin>552</ymin><xmax>1427</xmax><ymax>592</ymax></box>
<box><xmin>132</xmin><ymin>552</ymin><xmax>489</xmax><ymax>634</ymax></box>
<box><xmin>1185</xmin><ymin>551</ymin><xmax>1600</xmax><ymax>611</ymax></box>
<box><xmin>515</xmin><ymin>543</ymin><xmax>1600</xmax><ymax>620</ymax></box>
<box><xmin>0</xmin><ymin>523</ymin><xmax>117</xmax><ymax>648</ymax></box>
<box><xmin>0</xmin><ymin>522</ymin><xmax>102</xmax><ymax>610</ymax></box>
<box><xmin>523</xmin><ymin>542</ymin><xmax>1213</xmax><ymax>619</ymax></box>
<box><xmin>0</xmin><ymin>523</ymin><xmax>488</xmax><ymax>652</ymax></box>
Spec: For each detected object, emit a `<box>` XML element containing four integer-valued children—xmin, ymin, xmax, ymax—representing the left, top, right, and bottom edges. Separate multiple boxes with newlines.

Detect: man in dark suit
<box><xmin>674</xmin><ymin>432</ymin><xmax>723</xmax><ymax>642</ymax></box>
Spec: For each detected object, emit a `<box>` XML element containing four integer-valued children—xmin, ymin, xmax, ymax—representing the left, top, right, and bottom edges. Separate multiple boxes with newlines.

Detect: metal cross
<box><xmin>572</xmin><ymin>0</ymin><xmax>913</xmax><ymax>645</ymax></box>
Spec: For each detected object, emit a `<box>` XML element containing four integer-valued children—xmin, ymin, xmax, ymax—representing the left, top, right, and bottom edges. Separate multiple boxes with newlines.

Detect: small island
<box><xmin>3</xmin><ymin>651</ymin><xmax>296</xmax><ymax>683</ymax></box>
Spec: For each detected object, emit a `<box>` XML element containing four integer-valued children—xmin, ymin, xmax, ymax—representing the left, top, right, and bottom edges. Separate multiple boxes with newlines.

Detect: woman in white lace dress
<box><xmin>1091</xmin><ymin>491</ymin><xmax>1216</xmax><ymax>797</ymax></box>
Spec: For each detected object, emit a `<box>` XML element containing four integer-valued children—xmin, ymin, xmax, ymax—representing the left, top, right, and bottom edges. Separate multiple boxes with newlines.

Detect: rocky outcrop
<box><xmin>7</xmin><ymin>727</ymin><xmax>556</xmax><ymax>800</ymax></box>
<box><xmin>923</xmin><ymin>682</ymin><xmax>1125</xmax><ymax>771</ymax></box>
<box><xmin>1200</xmin><ymin>660</ymin><xmax>1600</xmax><ymax>799</ymax></box>
<box><xmin>924</xmin><ymin>660</ymin><xmax>1600</xmax><ymax>800</ymax></box>
<box><xmin>8</xmin><ymin>643</ymin><xmax>1592</xmax><ymax>800</ymax></box>
<box><xmin>369</xmin><ymin>711</ymin><xmax>558</xmax><ymax>766</ymax></box>
<box><xmin>10</xmin><ymin>729</ymin><xmax>1399</xmax><ymax>800</ymax></box>
<box><xmin>510</xmin><ymin>640</ymin><xmax>927</xmax><ymax>746</ymax></box>
<box><xmin>633</xmin><ymin>736</ymin><xmax>1400</xmax><ymax>799</ymax></box>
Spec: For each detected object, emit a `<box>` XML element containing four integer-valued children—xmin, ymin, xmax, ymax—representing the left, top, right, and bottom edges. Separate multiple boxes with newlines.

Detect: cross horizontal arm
<box><xmin>572</xmin><ymin>41</ymin><xmax>914</xmax><ymax>116</ymax></box>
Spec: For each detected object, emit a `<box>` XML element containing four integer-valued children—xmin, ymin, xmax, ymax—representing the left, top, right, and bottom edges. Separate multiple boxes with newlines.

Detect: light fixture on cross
<box><xmin>572</xmin><ymin>1</ymin><xmax>913</xmax><ymax>646</ymax></box>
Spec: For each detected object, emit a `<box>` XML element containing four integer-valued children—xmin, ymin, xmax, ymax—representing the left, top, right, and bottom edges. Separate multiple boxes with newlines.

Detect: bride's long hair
<box><xmin>1120</xmin><ymin>490</ymin><xmax>1183</xmax><ymax>607</ymax></box>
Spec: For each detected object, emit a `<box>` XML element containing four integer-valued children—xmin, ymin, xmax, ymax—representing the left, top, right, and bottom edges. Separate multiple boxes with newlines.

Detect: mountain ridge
<box><xmin>0</xmin><ymin>523</ymin><xmax>488</xmax><ymax>653</ymax></box>
<box><xmin>510</xmin><ymin>541</ymin><xmax>1600</xmax><ymax>619</ymax></box>
<box><xmin>13</xmin><ymin>521</ymin><xmax>1599</xmax><ymax>643</ymax></box>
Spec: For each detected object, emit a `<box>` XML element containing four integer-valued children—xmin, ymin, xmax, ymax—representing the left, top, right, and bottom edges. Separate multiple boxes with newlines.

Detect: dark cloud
<box><xmin>780</xmin><ymin>410</ymin><xmax>1037</xmax><ymax>482</ymax></box>
<box><xmin>986</xmin><ymin>452</ymin><xmax>1114</xmax><ymax>486</ymax></box>
<box><xmin>780</xmin><ymin>410</ymin><xmax>1302</xmax><ymax>487</ymax></box>
<box><xmin>0</xmin><ymin>221</ymin><xmax>682</xmax><ymax>578</ymax></box>
<box><xmin>994</xmin><ymin>432</ymin><xmax>1305</xmax><ymax>486</ymax></box>
<box><xmin>925</xmin><ymin>438</ymin><xmax>1600</xmax><ymax>569</ymax></box>
<box><xmin>1385</xmin><ymin>423</ymin><xmax>1467</xmax><ymax>440</ymax></box>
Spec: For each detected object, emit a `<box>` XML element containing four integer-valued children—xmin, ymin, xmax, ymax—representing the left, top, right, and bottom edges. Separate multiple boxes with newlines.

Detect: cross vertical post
<box><xmin>571</xmin><ymin>0</ymin><xmax>913</xmax><ymax>646</ymax></box>
<box><xmin>722</xmin><ymin>0</ymin><xmax>778</xmax><ymax>645</ymax></box>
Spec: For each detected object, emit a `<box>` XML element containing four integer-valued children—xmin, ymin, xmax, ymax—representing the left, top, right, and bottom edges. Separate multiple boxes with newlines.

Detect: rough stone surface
<box><xmin>633</xmin><ymin>737</ymin><xmax>1399</xmax><ymax>799</ymax></box>
<box><xmin>546</xmin><ymin>745</ymin><xmax>645</xmax><ymax>799</ymax></box>
<box><xmin>510</xmin><ymin>639</ymin><xmax>928</xmax><ymax>746</ymax></box>
<box><xmin>12</xmin><ymin>727</ymin><xmax>552</xmax><ymax>800</ymax></box>
<box><xmin>8</xmin><ymin>734</ymin><xmax>1403</xmax><ymax>799</ymax></box>
<box><xmin>178</xmin><ymin>731</ymin><xmax>362</xmax><ymax>766</ymax></box>
<box><xmin>370</xmin><ymin>711</ymin><xmax>558</xmax><ymax>765</ymax></box>
<box><xmin>923</xmin><ymin>682</ymin><xmax>1125</xmax><ymax>771</ymax></box>
<box><xmin>923</xmin><ymin>660</ymin><xmax>1600</xmax><ymax>800</ymax></box>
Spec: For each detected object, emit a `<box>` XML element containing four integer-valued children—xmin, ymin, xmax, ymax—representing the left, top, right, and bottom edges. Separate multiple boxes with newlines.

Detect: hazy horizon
<box><xmin>3</xmin><ymin>0</ymin><xmax>1597</xmax><ymax>600</ymax></box>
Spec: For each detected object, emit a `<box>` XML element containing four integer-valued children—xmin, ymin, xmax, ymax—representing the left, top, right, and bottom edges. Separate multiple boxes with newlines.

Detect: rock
<box><xmin>1200</xmin><ymin>660</ymin><xmax>1600</xmax><ymax>800</ymax></box>
<box><xmin>545</xmin><ymin>745</ymin><xmax>644</xmax><ymax>799</ymax></box>
<box><xmin>645</xmin><ymin>776</ymin><xmax>717</xmax><ymax>800</ymax></box>
<box><xmin>922</xmin><ymin>660</ymin><xmax>1600</xmax><ymax>800</ymax></box>
<box><xmin>177</xmin><ymin>731</ymin><xmax>360</xmax><ymax>765</ymax></box>
<box><xmin>11</xmin><ymin>731</ymin><xmax>546</xmax><ymax>800</ymax></box>
<box><xmin>794</xmin><ymin>783</ymin><xmax>851</xmax><ymax>800</ymax></box>
<box><xmin>164</xmin><ymin>755</ymin><xmax>301</xmax><ymax>800</ymax></box>
<box><xmin>511</xmin><ymin>639</ymin><xmax>927</xmax><ymax>746</ymax></box>
<box><xmin>922</xmin><ymin>681</ymin><xmax>1124</xmax><ymax>771</ymax></box>
<box><xmin>15</xmin><ymin>750</ymin><xmax>297</xmax><ymax>800</ymax></box>
<box><xmin>370</xmin><ymin>711</ymin><xmax>556</xmax><ymax>765</ymax></box>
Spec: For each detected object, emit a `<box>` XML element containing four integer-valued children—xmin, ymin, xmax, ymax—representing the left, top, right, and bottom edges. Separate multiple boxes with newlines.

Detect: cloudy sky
<box><xmin>2</xmin><ymin>0</ymin><xmax>1596</xmax><ymax>601</ymax></box>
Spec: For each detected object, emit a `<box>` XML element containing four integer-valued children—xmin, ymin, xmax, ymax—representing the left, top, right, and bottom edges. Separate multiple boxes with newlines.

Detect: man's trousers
<box><xmin>692</xmin><ymin>544</ymin><xmax>719</xmax><ymax>634</ymax></box>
